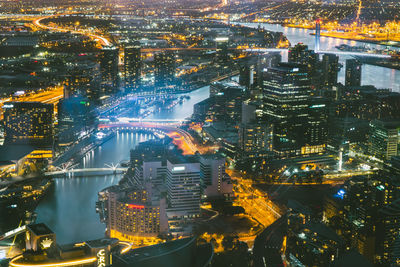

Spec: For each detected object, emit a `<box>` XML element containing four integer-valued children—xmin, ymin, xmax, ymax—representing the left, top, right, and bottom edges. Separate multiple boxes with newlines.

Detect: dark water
<box><xmin>240</xmin><ymin>22</ymin><xmax>400</xmax><ymax>93</ymax></box>
<box><xmin>35</xmin><ymin>86</ymin><xmax>210</xmax><ymax>244</ymax></box>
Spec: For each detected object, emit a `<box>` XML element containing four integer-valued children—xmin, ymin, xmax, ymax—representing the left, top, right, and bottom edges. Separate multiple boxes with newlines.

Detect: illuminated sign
<box><xmin>97</xmin><ymin>249</ymin><xmax>106</xmax><ymax>267</ymax></box>
<box><xmin>310</xmin><ymin>104</ymin><xmax>326</xmax><ymax>108</ymax></box>
<box><xmin>14</xmin><ymin>91</ymin><xmax>25</xmax><ymax>96</ymax></box>
<box><xmin>127</xmin><ymin>204</ymin><xmax>145</xmax><ymax>209</ymax></box>
<box><xmin>292</xmin><ymin>68</ymin><xmax>299</xmax><ymax>72</ymax></box>
<box><xmin>3</xmin><ymin>104</ymin><xmax>14</xmax><ymax>109</ymax></box>
<box><xmin>215</xmin><ymin>37</ymin><xmax>229</xmax><ymax>42</ymax></box>
<box><xmin>172</xmin><ymin>166</ymin><xmax>185</xmax><ymax>172</ymax></box>
<box><xmin>40</xmin><ymin>237</ymin><xmax>53</xmax><ymax>249</ymax></box>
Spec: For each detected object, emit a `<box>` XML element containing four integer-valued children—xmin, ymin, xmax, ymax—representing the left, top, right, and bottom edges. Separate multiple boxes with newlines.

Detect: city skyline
<box><xmin>0</xmin><ymin>0</ymin><xmax>400</xmax><ymax>266</ymax></box>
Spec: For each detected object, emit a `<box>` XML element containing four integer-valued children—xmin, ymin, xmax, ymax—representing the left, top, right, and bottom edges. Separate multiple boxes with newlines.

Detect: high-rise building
<box><xmin>239</xmin><ymin>122</ymin><xmax>272</xmax><ymax>158</ymax></box>
<box><xmin>288</xmin><ymin>43</ymin><xmax>319</xmax><ymax>78</ymax></box>
<box><xmin>345</xmin><ymin>59</ymin><xmax>362</xmax><ymax>87</ymax></box>
<box><xmin>99</xmin><ymin>46</ymin><xmax>120</xmax><ymax>96</ymax></box>
<box><xmin>263</xmin><ymin>63</ymin><xmax>327</xmax><ymax>157</ymax></box>
<box><xmin>64</xmin><ymin>62</ymin><xmax>99</xmax><ymax>101</ymax></box>
<box><xmin>200</xmin><ymin>154</ymin><xmax>232</xmax><ymax>198</ymax></box>
<box><xmin>124</xmin><ymin>45</ymin><xmax>141</xmax><ymax>93</ymax></box>
<box><xmin>166</xmin><ymin>158</ymin><xmax>201</xmax><ymax>219</ymax></box>
<box><xmin>154</xmin><ymin>51</ymin><xmax>175</xmax><ymax>87</ymax></box>
<box><xmin>321</xmin><ymin>53</ymin><xmax>339</xmax><ymax>88</ymax></box>
<box><xmin>3</xmin><ymin>102</ymin><xmax>53</xmax><ymax>146</ymax></box>
<box><xmin>104</xmin><ymin>186</ymin><xmax>168</xmax><ymax>244</ymax></box>
<box><xmin>369</xmin><ymin>119</ymin><xmax>400</xmax><ymax>160</ymax></box>
<box><xmin>239</xmin><ymin>63</ymin><xmax>254</xmax><ymax>89</ymax></box>
<box><xmin>57</xmin><ymin>97</ymin><xmax>96</xmax><ymax>144</ymax></box>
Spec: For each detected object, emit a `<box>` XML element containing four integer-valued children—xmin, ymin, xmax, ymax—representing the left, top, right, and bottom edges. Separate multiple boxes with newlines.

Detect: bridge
<box><xmin>45</xmin><ymin>163</ymin><xmax>128</xmax><ymax>177</ymax></box>
<box><xmin>99</xmin><ymin>122</ymin><xmax>199</xmax><ymax>154</ymax></box>
<box><xmin>104</xmin><ymin>117</ymin><xmax>187</xmax><ymax>125</ymax></box>
<box><xmin>245</xmin><ymin>48</ymin><xmax>392</xmax><ymax>58</ymax></box>
<box><xmin>45</xmin><ymin>167</ymin><xmax>128</xmax><ymax>176</ymax></box>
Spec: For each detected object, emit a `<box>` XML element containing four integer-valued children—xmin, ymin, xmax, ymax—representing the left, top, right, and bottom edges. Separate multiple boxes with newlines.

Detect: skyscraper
<box><xmin>345</xmin><ymin>59</ymin><xmax>362</xmax><ymax>87</ymax></box>
<box><xmin>321</xmin><ymin>53</ymin><xmax>339</xmax><ymax>88</ymax></box>
<box><xmin>166</xmin><ymin>158</ymin><xmax>201</xmax><ymax>219</ymax></box>
<box><xmin>124</xmin><ymin>45</ymin><xmax>141</xmax><ymax>93</ymax></box>
<box><xmin>369</xmin><ymin>119</ymin><xmax>400</xmax><ymax>160</ymax></box>
<box><xmin>263</xmin><ymin>63</ymin><xmax>327</xmax><ymax>157</ymax></box>
<box><xmin>288</xmin><ymin>43</ymin><xmax>319</xmax><ymax>80</ymax></box>
<box><xmin>3</xmin><ymin>102</ymin><xmax>53</xmax><ymax>146</ymax></box>
<box><xmin>99</xmin><ymin>46</ymin><xmax>120</xmax><ymax>96</ymax></box>
<box><xmin>154</xmin><ymin>51</ymin><xmax>175</xmax><ymax>88</ymax></box>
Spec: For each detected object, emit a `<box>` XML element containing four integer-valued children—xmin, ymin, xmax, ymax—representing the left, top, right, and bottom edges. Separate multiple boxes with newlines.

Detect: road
<box><xmin>32</xmin><ymin>14</ymin><xmax>111</xmax><ymax>47</ymax></box>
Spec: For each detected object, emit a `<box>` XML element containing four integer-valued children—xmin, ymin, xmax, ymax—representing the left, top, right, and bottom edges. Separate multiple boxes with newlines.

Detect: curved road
<box><xmin>32</xmin><ymin>14</ymin><xmax>111</xmax><ymax>47</ymax></box>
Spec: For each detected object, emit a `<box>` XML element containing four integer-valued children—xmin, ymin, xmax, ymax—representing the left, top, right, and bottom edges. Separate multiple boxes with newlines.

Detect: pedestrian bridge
<box><xmin>45</xmin><ymin>167</ymin><xmax>128</xmax><ymax>176</ymax></box>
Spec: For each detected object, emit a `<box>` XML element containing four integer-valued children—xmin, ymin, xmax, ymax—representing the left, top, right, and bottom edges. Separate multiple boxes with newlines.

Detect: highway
<box><xmin>32</xmin><ymin>14</ymin><xmax>111</xmax><ymax>47</ymax></box>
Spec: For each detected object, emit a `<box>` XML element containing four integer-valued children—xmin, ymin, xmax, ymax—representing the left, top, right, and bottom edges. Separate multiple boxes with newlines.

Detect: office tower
<box><xmin>99</xmin><ymin>46</ymin><xmax>120</xmax><ymax>96</ymax></box>
<box><xmin>303</xmin><ymin>97</ymin><xmax>329</xmax><ymax>154</ymax></box>
<box><xmin>369</xmin><ymin>119</ymin><xmax>400</xmax><ymax>160</ymax></box>
<box><xmin>239</xmin><ymin>122</ymin><xmax>272</xmax><ymax>159</ymax></box>
<box><xmin>105</xmin><ymin>186</ymin><xmax>168</xmax><ymax>244</ymax></box>
<box><xmin>133</xmin><ymin>160</ymin><xmax>165</xmax><ymax>187</ymax></box>
<box><xmin>263</xmin><ymin>63</ymin><xmax>319</xmax><ymax>157</ymax></box>
<box><xmin>64</xmin><ymin>62</ymin><xmax>99</xmax><ymax>101</ymax></box>
<box><xmin>57</xmin><ymin>97</ymin><xmax>96</xmax><ymax>144</ymax></box>
<box><xmin>288</xmin><ymin>44</ymin><xmax>319</xmax><ymax>85</ymax></box>
<box><xmin>3</xmin><ymin>102</ymin><xmax>53</xmax><ymax>146</ymax></box>
<box><xmin>345</xmin><ymin>59</ymin><xmax>362</xmax><ymax>87</ymax></box>
<box><xmin>154</xmin><ymin>51</ymin><xmax>175</xmax><ymax>87</ymax></box>
<box><xmin>321</xmin><ymin>53</ymin><xmax>339</xmax><ymax>87</ymax></box>
<box><xmin>124</xmin><ymin>45</ymin><xmax>141</xmax><ymax>93</ymax></box>
<box><xmin>375</xmin><ymin>199</ymin><xmax>400</xmax><ymax>265</ymax></box>
<box><xmin>200</xmin><ymin>154</ymin><xmax>232</xmax><ymax>198</ymax></box>
<box><xmin>166</xmin><ymin>159</ymin><xmax>201</xmax><ymax>219</ymax></box>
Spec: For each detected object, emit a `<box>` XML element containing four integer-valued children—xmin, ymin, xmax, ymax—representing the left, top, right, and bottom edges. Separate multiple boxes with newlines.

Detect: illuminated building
<box><xmin>262</xmin><ymin>63</ymin><xmax>327</xmax><ymax>157</ymax></box>
<box><xmin>375</xmin><ymin>199</ymin><xmax>400</xmax><ymax>265</ymax></box>
<box><xmin>99</xmin><ymin>46</ymin><xmax>120</xmax><ymax>96</ymax></box>
<box><xmin>369</xmin><ymin>119</ymin><xmax>400</xmax><ymax>160</ymax></box>
<box><xmin>345</xmin><ymin>59</ymin><xmax>362</xmax><ymax>87</ymax></box>
<box><xmin>104</xmin><ymin>186</ymin><xmax>168</xmax><ymax>244</ymax></box>
<box><xmin>10</xmin><ymin>223</ymin><xmax>125</xmax><ymax>267</ymax></box>
<box><xmin>286</xmin><ymin>222</ymin><xmax>344</xmax><ymax>266</ymax></box>
<box><xmin>64</xmin><ymin>63</ymin><xmax>99</xmax><ymax>101</ymax></box>
<box><xmin>288</xmin><ymin>44</ymin><xmax>318</xmax><ymax>78</ymax></box>
<box><xmin>238</xmin><ymin>122</ymin><xmax>272</xmax><ymax>159</ymax></box>
<box><xmin>123</xmin><ymin>45</ymin><xmax>141</xmax><ymax>93</ymax></box>
<box><xmin>200</xmin><ymin>154</ymin><xmax>233</xmax><ymax>198</ymax></box>
<box><xmin>166</xmin><ymin>158</ymin><xmax>201</xmax><ymax>220</ymax></box>
<box><xmin>154</xmin><ymin>51</ymin><xmax>175</xmax><ymax>87</ymax></box>
<box><xmin>321</xmin><ymin>53</ymin><xmax>339</xmax><ymax>88</ymax></box>
<box><xmin>57</xmin><ymin>98</ymin><xmax>96</xmax><ymax>144</ymax></box>
<box><xmin>3</xmin><ymin>102</ymin><xmax>53</xmax><ymax>146</ymax></box>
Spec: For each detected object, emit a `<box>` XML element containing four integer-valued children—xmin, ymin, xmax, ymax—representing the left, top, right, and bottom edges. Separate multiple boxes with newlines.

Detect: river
<box><xmin>35</xmin><ymin>87</ymin><xmax>210</xmax><ymax>244</ymax></box>
<box><xmin>240</xmin><ymin>22</ymin><xmax>400</xmax><ymax>92</ymax></box>
<box><xmin>35</xmin><ymin>23</ymin><xmax>400</xmax><ymax>244</ymax></box>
